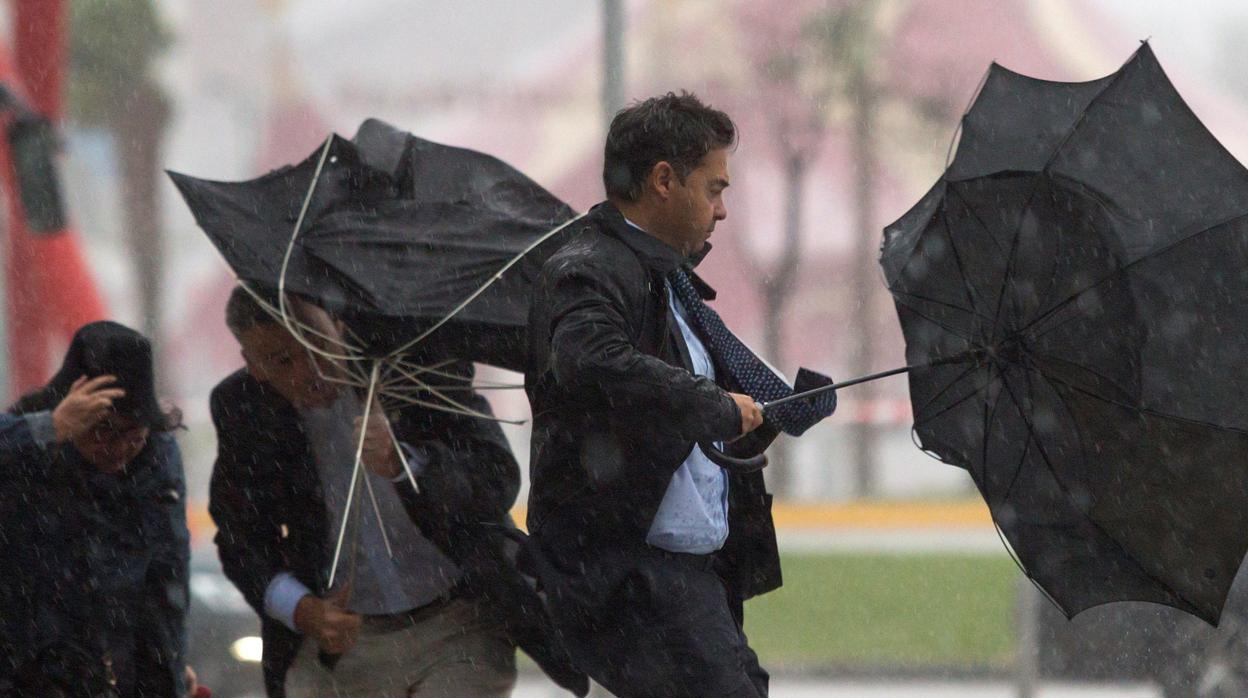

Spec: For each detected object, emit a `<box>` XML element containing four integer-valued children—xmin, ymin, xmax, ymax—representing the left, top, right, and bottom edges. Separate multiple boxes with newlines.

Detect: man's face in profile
<box><xmin>239</xmin><ymin>323</ymin><xmax>340</xmax><ymax>409</ymax></box>
<box><xmin>665</xmin><ymin>147</ymin><xmax>730</xmax><ymax>257</ymax></box>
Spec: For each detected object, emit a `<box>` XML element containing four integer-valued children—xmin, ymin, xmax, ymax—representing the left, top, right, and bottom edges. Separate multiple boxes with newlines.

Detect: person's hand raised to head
<box><xmin>51</xmin><ymin>375</ymin><xmax>126</xmax><ymax>443</ymax></box>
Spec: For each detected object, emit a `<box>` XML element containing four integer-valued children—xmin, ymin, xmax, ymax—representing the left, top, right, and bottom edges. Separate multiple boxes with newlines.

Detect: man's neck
<box><xmin>612</xmin><ymin>199</ymin><xmax>682</xmax><ymax>254</ymax></box>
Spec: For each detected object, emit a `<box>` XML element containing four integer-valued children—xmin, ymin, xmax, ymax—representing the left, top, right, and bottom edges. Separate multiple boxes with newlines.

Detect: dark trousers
<box><xmin>551</xmin><ymin>548</ymin><xmax>767</xmax><ymax>698</ymax></box>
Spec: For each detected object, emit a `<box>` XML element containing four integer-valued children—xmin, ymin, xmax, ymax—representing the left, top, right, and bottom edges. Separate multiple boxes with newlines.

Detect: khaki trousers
<box><xmin>285</xmin><ymin>597</ymin><xmax>517</xmax><ymax>697</ymax></box>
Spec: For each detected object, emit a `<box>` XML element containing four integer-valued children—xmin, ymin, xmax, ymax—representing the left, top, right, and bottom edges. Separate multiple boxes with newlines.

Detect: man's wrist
<box><xmin>292</xmin><ymin>594</ymin><xmax>319</xmax><ymax>635</ymax></box>
<box><xmin>264</xmin><ymin>572</ymin><xmax>312</xmax><ymax>632</ymax></box>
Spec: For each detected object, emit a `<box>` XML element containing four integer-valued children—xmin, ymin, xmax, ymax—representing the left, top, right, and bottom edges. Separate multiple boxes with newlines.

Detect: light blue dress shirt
<box><xmin>263</xmin><ymin>394</ymin><xmax>459</xmax><ymax>631</ymax></box>
<box><xmin>643</xmin><ymin>280</ymin><xmax>731</xmax><ymax>554</ymax></box>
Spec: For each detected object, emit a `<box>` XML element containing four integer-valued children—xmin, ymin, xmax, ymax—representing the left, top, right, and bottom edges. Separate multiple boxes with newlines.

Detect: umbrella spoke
<box><xmin>381</xmin><ymin>213</ymin><xmax>586</xmax><ymax>361</ymax></box>
<box><xmin>888</xmin><ymin>287</ymin><xmax>988</xmax><ymax>325</ymax></box>
<box><xmin>891</xmin><ymin>294</ymin><xmax>977</xmax><ymax>343</ymax></box>
<box><xmin>976</xmin><ymin>363</ymin><xmax>1007</xmax><ymax>486</ymax></box>
<box><xmin>377</xmin><ymin>389</ymin><xmax>526</xmax><ymax>425</ymax></box>
<box><xmin>329</xmin><ymin>361</ymin><xmax>381</xmax><ymax>590</ymax></box>
<box><xmin>995</xmin><ymin>370</ymin><xmax>1204</xmax><ymax>613</ymax></box>
<box><xmin>1019</xmin><ymin>209</ymin><xmax>1248</xmax><ymax>342</ymax></box>
<box><xmin>911</xmin><ymin>365</ymin><xmax>996</xmax><ymax>433</ymax></box>
<box><xmin>910</xmin><ymin>361</ymin><xmax>984</xmax><ymax>422</ymax></box>
<box><xmin>939</xmin><ymin>205</ymin><xmax>990</xmax><ymax>339</ymax></box>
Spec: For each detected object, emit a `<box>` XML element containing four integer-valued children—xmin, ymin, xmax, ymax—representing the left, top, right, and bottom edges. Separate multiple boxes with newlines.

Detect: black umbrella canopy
<box><xmin>306</xmin><ymin>120</ymin><xmax>578</xmax><ymax>366</ymax></box>
<box><xmin>170</xmin><ymin>122</ymin><xmax>577</xmax><ymax>368</ymax></box>
<box><xmin>168</xmin><ymin>135</ymin><xmax>395</xmax><ymax>307</ymax></box>
<box><xmin>882</xmin><ymin>43</ymin><xmax>1248</xmax><ymax>624</ymax></box>
<box><xmin>302</xmin><ymin>197</ymin><xmax>575</xmax><ymax>369</ymax></box>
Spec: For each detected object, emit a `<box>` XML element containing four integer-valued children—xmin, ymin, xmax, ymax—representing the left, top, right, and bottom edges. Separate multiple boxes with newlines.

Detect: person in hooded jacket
<box><xmin>0</xmin><ymin>321</ymin><xmax>193</xmax><ymax>697</ymax></box>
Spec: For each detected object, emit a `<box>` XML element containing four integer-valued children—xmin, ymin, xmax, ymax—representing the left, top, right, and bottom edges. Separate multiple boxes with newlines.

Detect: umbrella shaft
<box><xmin>760</xmin><ymin>353</ymin><xmax>971</xmax><ymax>411</ymax></box>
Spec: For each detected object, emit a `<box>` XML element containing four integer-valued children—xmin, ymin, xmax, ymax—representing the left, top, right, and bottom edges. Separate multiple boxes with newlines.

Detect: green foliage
<box><xmin>67</xmin><ymin>0</ymin><xmax>169</xmax><ymax>127</ymax></box>
<box><xmin>746</xmin><ymin>553</ymin><xmax>1019</xmax><ymax>667</ymax></box>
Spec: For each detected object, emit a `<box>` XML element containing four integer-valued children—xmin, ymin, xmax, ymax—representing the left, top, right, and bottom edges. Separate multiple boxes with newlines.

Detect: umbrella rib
<box><xmin>946</xmin><ymin>183</ymin><xmax>1041</xmax><ymax>344</ymax></box>
<box><xmin>1018</xmin><ymin>208</ymin><xmax>1248</xmax><ymax>340</ymax></box>
<box><xmin>995</xmin><ymin>368</ymin><xmax>1206</xmax><ymax>614</ymax></box>
<box><xmin>947</xmin><ymin>183</ymin><xmax>1010</xmax><ymax>259</ymax></box>
<box><xmin>986</xmin><ymin>51</ymin><xmax>1141</xmax><ymax>343</ymax></box>
<box><xmin>238</xmin><ymin>280</ymin><xmax>366</xmax><ymax>360</ymax></box>
<box><xmin>939</xmin><ymin>203</ymin><xmax>990</xmax><ymax>335</ymax></box>
<box><xmin>997</xmin><ymin>413</ymin><xmax>1034</xmax><ymax>506</ymax></box>
<box><xmin>381</xmin><ymin>212</ymin><xmax>586</xmax><ymax>361</ymax></box>
<box><xmin>377</xmin><ymin>389</ymin><xmax>526</xmax><ymax>425</ymax></box>
<box><xmin>911</xmin><ymin>369</ymin><xmax>997</xmax><ymax>448</ymax></box>
<box><xmin>387</xmin><ymin>368</ymin><xmax>519</xmax><ymax>423</ymax></box>
<box><xmin>890</xmin><ymin>295</ymin><xmax>977</xmax><ymax>343</ymax></box>
<box><xmin>1024</xmin><ymin>351</ymin><xmax>1138</xmax><ymax>407</ymax></box>
<box><xmin>909</xmin><ymin>362</ymin><xmax>984</xmax><ymax>426</ymax></box>
<box><xmin>329</xmin><ymin>360</ymin><xmax>381</xmax><ymax>590</ymax></box>
<box><xmin>976</xmin><ymin>363</ymin><xmax>1007</xmax><ymax>487</ymax></box>
<box><xmin>1035</xmin><ymin>364</ymin><xmax>1248</xmax><ymax>438</ymax></box>
<box><xmin>886</xmin><ymin>288</ymin><xmax>985</xmax><ymax>324</ymax></box>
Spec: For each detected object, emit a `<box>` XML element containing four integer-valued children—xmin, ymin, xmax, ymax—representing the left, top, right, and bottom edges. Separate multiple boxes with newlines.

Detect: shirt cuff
<box><xmin>264</xmin><ymin>572</ymin><xmax>312</xmax><ymax>633</ymax></box>
<box><xmin>23</xmin><ymin>411</ymin><xmax>58</xmax><ymax>449</ymax></box>
<box><xmin>391</xmin><ymin>442</ymin><xmax>430</xmax><ymax>483</ymax></box>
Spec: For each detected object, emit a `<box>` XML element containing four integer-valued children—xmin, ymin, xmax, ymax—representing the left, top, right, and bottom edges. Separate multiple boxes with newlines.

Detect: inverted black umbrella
<box><xmin>868</xmin><ymin>43</ymin><xmax>1248</xmax><ymax>625</ymax></box>
<box><xmin>169</xmin><ymin>121</ymin><xmax>578</xmax><ymax>369</ymax></box>
<box><xmin>171</xmin><ymin>123</ymin><xmax>581</xmax><ymax>591</ymax></box>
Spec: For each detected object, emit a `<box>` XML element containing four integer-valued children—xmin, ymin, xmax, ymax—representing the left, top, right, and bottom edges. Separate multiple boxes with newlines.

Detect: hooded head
<box><xmin>44</xmin><ymin>321</ymin><xmax>169</xmax><ymax>429</ymax></box>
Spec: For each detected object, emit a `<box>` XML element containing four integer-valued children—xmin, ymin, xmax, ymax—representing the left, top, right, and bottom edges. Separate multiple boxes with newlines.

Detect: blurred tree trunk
<box><xmin>847</xmin><ymin>37</ymin><xmax>880</xmax><ymax>498</ymax></box>
<box><xmin>116</xmin><ymin>84</ymin><xmax>169</xmax><ymax>353</ymax></box>
<box><xmin>758</xmin><ymin>152</ymin><xmax>807</xmax><ymax>496</ymax></box>
<box><xmin>68</xmin><ymin>0</ymin><xmax>170</xmax><ymax>385</ymax></box>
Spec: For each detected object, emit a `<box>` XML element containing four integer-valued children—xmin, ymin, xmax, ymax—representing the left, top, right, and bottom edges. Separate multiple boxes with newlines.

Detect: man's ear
<box><xmin>650</xmin><ymin>161</ymin><xmax>677</xmax><ymax>200</ymax></box>
<box><xmin>240</xmin><ymin>347</ymin><xmax>262</xmax><ymax>380</ymax></box>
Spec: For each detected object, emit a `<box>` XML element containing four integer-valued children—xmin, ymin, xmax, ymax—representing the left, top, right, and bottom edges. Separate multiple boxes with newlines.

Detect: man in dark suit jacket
<box><xmin>210</xmin><ymin>287</ymin><xmax>585</xmax><ymax>697</ymax></box>
<box><xmin>526</xmin><ymin>92</ymin><xmax>801</xmax><ymax>697</ymax></box>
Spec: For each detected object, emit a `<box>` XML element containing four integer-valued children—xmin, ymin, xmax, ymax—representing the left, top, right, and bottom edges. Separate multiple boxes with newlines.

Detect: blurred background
<box><xmin>5</xmin><ymin>0</ymin><xmax>1248</xmax><ymax>695</ymax></box>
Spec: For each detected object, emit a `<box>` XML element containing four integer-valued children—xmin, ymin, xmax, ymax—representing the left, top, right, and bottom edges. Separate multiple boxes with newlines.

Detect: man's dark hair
<box><xmin>225</xmin><ymin>284</ymin><xmax>280</xmax><ymax>337</ymax></box>
<box><xmin>603</xmin><ymin>91</ymin><xmax>737</xmax><ymax>202</ymax></box>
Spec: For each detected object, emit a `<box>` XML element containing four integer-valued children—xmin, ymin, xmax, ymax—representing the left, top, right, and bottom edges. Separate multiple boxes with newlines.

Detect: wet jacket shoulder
<box><xmin>0</xmin><ymin>413</ymin><xmax>189</xmax><ymax>695</ymax></box>
<box><xmin>529</xmin><ymin>208</ymin><xmax>741</xmax><ymax>442</ymax></box>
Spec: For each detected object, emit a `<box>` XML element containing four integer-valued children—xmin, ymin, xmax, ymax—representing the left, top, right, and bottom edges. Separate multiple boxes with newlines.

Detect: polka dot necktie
<box><xmin>668</xmin><ymin>268</ymin><xmax>836</xmax><ymax>436</ymax></box>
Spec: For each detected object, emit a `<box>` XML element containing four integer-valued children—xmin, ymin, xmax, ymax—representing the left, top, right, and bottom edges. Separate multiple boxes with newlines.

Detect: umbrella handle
<box><xmin>699</xmin><ymin>441</ymin><xmax>768</xmax><ymax>474</ymax></box>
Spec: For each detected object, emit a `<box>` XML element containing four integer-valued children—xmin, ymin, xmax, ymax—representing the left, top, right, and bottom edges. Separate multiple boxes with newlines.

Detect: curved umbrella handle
<box><xmin>699</xmin><ymin>441</ymin><xmax>768</xmax><ymax>474</ymax></box>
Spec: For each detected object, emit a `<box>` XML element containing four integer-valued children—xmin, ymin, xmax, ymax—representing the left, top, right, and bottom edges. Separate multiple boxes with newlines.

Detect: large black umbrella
<box><xmin>877</xmin><ymin>43</ymin><xmax>1248</xmax><ymax>624</ymax></box>
<box><xmin>169</xmin><ymin>120</ymin><xmax>577</xmax><ymax>370</ymax></box>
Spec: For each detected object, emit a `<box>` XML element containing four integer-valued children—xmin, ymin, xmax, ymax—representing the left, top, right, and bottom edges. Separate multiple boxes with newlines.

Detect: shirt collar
<box><xmin>592</xmin><ymin>202</ymin><xmax>718</xmax><ymax>299</ymax></box>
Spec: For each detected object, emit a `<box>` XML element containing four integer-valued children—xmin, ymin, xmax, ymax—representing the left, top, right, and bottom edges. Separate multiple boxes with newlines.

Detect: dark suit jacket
<box><xmin>525</xmin><ymin>202</ymin><xmax>783</xmax><ymax>605</ymax></box>
<box><xmin>209</xmin><ymin>364</ymin><xmax>585</xmax><ymax>696</ymax></box>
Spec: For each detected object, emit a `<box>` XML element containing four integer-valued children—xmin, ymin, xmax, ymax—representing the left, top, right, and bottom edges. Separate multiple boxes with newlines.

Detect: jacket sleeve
<box><xmin>391</xmin><ymin>363</ymin><xmax>520</xmax><ymax>524</ymax></box>
<box><xmin>207</xmin><ymin>385</ymin><xmax>286</xmax><ymax>615</ymax></box>
<box><xmin>544</xmin><ymin>260</ymin><xmax>742</xmax><ymax>443</ymax></box>
<box><xmin>0</xmin><ymin>411</ymin><xmax>58</xmax><ymax>477</ymax></box>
